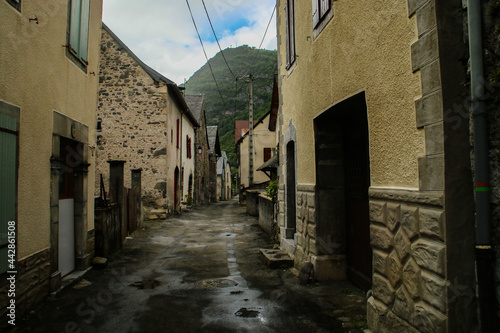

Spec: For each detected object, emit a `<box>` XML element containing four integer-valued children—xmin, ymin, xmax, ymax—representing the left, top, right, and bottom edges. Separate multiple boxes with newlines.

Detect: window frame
<box><xmin>285</xmin><ymin>0</ymin><xmax>296</xmax><ymax>70</ymax></box>
<box><xmin>66</xmin><ymin>0</ymin><xmax>90</xmax><ymax>70</ymax></box>
<box><xmin>312</xmin><ymin>0</ymin><xmax>334</xmax><ymax>39</ymax></box>
<box><xmin>6</xmin><ymin>0</ymin><xmax>21</xmax><ymax>12</ymax></box>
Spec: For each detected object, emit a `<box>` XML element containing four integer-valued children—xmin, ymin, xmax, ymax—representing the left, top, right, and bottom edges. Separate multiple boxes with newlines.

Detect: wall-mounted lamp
<box><xmin>198</xmin><ymin>146</ymin><xmax>203</xmax><ymax>155</ymax></box>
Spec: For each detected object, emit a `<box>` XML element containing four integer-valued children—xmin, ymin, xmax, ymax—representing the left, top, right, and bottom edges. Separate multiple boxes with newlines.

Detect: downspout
<box><xmin>467</xmin><ymin>1</ymin><xmax>498</xmax><ymax>331</ymax></box>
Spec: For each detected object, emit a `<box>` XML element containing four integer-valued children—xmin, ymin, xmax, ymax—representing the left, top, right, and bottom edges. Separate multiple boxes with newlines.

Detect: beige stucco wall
<box><xmin>278</xmin><ymin>0</ymin><xmax>424</xmax><ymax>189</ymax></box>
<box><xmin>164</xmin><ymin>88</ymin><xmax>184</xmax><ymax>212</ymax></box>
<box><xmin>0</xmin><ymin>0</ymin><xmax>101</xmax><ymax>259</ymax></box>
<box><xmin>181</xmin><ymin>114</ymin><xmax>196</xmax><ymax>202</ymax></box>
<box><xmin>239</xmin><ymin>113</ymin><xmax>276</xmax><ymax>188</ymax></box>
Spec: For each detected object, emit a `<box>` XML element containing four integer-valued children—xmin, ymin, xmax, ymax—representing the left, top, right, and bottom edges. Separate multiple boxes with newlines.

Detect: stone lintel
<box><xmin>369</xmin><ymin>187</ymin><xmax>444</xmax><ymax>207</ymax></box>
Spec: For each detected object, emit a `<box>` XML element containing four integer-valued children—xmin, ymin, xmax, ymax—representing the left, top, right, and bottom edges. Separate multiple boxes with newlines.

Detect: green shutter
<box><xmin>70</xmin><ymin>0</ymin><xmax>82</xmax><ymax>56</ymax></box>
<box><xmin>0</xmin><ymin>113</ymin><xmax>17</xmax><ymax>274</ymax></box>
<box><xmin>79</xmin><ymin>0</ymin><xmax>90</xmax><ymax>63</ymax></box>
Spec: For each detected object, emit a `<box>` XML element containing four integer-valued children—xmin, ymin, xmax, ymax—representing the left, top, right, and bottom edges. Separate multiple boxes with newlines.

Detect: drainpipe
<box><xmin>468</xmin><ymin>1</ymin><xmax>498</xmax><ymax>331</ymax></box>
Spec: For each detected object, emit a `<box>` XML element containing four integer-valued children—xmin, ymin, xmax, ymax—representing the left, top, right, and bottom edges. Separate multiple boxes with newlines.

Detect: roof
<box><xmin>102</xmin><ymin>23</ymin><xmax>199</xmax><ymax>127</ymax></box>
<box><xmin>185</xmin><ymin>94</ymin><xmax>204</xmax><ymax>122</ymax></box>
<box><xmin>235</xmin><ymin>120</ymin><xmax>257</xmax><ymax>144</ymax></box>
<box><xmin>257</xmin><ymin>154</ymin><xmax>279</xmax><ymax>172</ymax></box>
<box><xmin>207</xmin><ymin>126</ymin><xmax>221</xmax><ymax>156</ymax></box>
<box><xmin>217</xmin><ymin>152</ymin><xmax>227</xmax><ymax>175</ymax></box>
<box><xmin>235</xmin><ymin>111</ymin><xmax>271</xmax><ymax>145</ymax></box>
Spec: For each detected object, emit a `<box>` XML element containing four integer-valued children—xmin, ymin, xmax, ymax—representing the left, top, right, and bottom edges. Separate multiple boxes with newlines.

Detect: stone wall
<box><xmin>367</xmin><ymin>189</ymin><xmax>448</xmax><ymax>333</ymax></box>
<box><xmin>258</xmin><ymin>194</ymin><xmax>279</xmax><ymax>242</ymax></box>
<box><xmin>96</xmin><ymin>28</ymin><xmax>168</xmax><ymax>215</ymax></box>
<box><xmin>0</xmin><ymin>249</ymin><xmax>50</xmax><ymax>331</ymax></box>
<box><xmin>194</xmin><ymin>109</ymin><xmax>210</xmax><ymax>206</ymax></box>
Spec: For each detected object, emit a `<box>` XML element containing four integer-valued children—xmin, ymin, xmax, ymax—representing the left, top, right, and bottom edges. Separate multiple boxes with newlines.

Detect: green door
<box><xmin>0</xmin><ymin>113</ymin><xmax>18</xmax><ymax>274</ymax></box>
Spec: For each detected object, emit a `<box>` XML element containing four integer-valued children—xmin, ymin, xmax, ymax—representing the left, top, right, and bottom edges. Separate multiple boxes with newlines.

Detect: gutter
<box><xmin>467</xmin><ymin>1</ymin><xmax>498</xmax><ymax>331</ymax></box>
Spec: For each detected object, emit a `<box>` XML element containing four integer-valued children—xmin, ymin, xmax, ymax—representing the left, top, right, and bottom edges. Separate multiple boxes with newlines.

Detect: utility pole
<box><xmin>248</xmin><ymin>74</ymin><xmax>254</xmax><ymax>187</ymax></box>
<box><xmin>236</xmin><ymin>74</ymin><xmax>254</xmax><ymax>187</ymax></box>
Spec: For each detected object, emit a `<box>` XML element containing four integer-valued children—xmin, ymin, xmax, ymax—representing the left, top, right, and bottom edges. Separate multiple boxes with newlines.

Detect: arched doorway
<box><xmin>314</xmin><ymin>92</ymin><xmax>372</xmax><ymax>290</ymax></box>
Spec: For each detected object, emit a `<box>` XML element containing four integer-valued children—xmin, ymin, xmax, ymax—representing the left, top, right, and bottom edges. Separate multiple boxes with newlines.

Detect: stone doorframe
<box><xmin>281</xmin><ymin>119</ymin><xmax>298</xmax><ymax>255</ymax></box>
<box><xmin>49</xmin><ymin>111</ymin><xmax>91</xmax><ymax>292</ymax></box>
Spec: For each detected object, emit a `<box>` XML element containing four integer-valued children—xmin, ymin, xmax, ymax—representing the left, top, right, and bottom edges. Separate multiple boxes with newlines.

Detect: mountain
<box><xmin>183</xmin><ymin>45</ymin><xmax>278</xmax><ymax>166</ymax></box>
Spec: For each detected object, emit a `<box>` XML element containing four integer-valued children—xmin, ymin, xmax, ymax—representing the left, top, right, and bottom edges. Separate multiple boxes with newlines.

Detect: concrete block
<box><xmin>372</xmin><ymin>274</ymin><xmax>395</xmax><ymax>306</ymax></box>
<box><xmin>416</xmin><ymin>0</ymin><xmax>437</xmax><ymax>37</ymax></box>
<box><xmin>407</xmin><ymin>0</ymin><xmax>430</xmax><ymax>17</ymax></box>
<box><xmin>260</xmin><ymin>249</ymin><xmax>294</xmax><ymax>269</ymax></box>
<box><xmin>418</xmin><ymin>154</ymin><xmax>444</xmax><ymax>191</ymax></box>
<box><xmin>420</xmin><ymin>61</ymin><xmax>441</xmax><ymax>96</ymax></box>
<box><xmin>411</xmin><ymin>239</ymin><xmax>446</xmax><ymax>275</ymax></box>
<box><xmin>419</xmin><ymin>207</ymin><xmax>445</xmax><ymax>241</ymax></box>
<box><xmin>311</xmin><ymin>254</ymin><xmax>346</xmax><ymax>281</ymax></box>
<box><xmin>415</xmin><ymin>90</ymin><xmax>443</xmax><ymax>128</ymax></box>
<box><xmin>425</xmin><ymin>121</ymin><xmax>444</xmax><ymax>155</ymax></box>
<box><xmin>411</xmin><ymin>28</ymin><xmax>439</xmax><ymax>72</ymax></box>
<box><xmin>370</xmin><ymin>225</ymin><xmax>394</xmax><ymax>251</ymax></box>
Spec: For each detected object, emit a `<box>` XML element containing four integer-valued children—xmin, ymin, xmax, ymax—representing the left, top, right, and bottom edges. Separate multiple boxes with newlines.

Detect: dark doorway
<box><xmin>314</xmin><ymin>92</ymin><xmax>372</xmax><ymax>291</ymax></box>
<box><xmin>285</xmin><ymin>141</ymin><xmax>296</xmax><ymax>239</ymax></box>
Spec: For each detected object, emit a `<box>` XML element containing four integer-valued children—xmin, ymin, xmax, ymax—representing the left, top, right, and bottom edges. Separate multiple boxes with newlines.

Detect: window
<box><xmin>264</xmin><ymin>148</ymin><xmax>272</xmax><ymax>162</ymax></box>
<box><xmin>312</xmin><ymin>0</ymin><xmax>331</xmax><ymax>27</ymax></box>
<box><xmin>186</xmin><ymin>136</ymin><xmax>192</xmax><ymax>159</ymax></box>
<box><xmin>68</xmin><ymin>0</ymin><xmax>90</xmax><ymax>66</ymax></box>
<box><xmin>97</xmin><ymin>120</ymin><xmax>102</xmax><ymax>131</ymax></box>
<box><xmin>6</xmin><ymin>0</ymin><xmax>21</xmax><ymax>11</ymax></box>
<box><xmin>285</xmin><ymin>0</ymin><xmax>296</xmax><ymax>69</ymax></box>
<box><xmin>0</xmin><ymin>102</ymin><xmax>19</xmax><ymax>274</ymax></box>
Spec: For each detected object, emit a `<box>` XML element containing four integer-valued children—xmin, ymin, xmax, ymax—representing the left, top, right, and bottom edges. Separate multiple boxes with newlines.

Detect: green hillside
<box><xmin>183</xmin><ymin>45</ymin><xmax>277</xmax><ymax>166</ymax></box>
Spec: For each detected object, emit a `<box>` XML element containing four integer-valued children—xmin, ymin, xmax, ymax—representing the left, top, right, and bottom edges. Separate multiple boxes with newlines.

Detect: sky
<box><xmin>102</xmin><ymin>0</ymin><xmax>277</xmax><ymax>85</ymax></box>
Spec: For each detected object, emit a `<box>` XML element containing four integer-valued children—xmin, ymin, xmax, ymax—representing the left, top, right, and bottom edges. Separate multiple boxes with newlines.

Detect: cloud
<box><xmin>102</xmin><ymin>0</ymin><xmax>276</xmax><ymax>84</ymax></box>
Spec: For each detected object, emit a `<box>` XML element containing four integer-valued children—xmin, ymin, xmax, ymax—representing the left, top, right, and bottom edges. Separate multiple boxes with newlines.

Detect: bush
<box><xmin>266</xmin><ymin>179</ymin><xmax>278</xmax><ymax>199</ymax></box>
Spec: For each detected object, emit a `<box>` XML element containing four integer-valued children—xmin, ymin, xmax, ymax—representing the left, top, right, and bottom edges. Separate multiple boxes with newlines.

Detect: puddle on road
<box><xmin>196</xmin><ymin>278</ymin><xmax>238</xmax><ymax>289</ymax></box>
<box><xmin>218</xmin><ymin>232</ymin><xmax>237</xmax><ymax>238</ymax></box>
<box><xmin>130</xmin><ymin>278</ymin><xmax>161</xmax><ymax>290</ymax></box>
<box><xmin>235</xmin><ymin>308</ymin><xmax>260</xmax><ymax>318</ymax></box>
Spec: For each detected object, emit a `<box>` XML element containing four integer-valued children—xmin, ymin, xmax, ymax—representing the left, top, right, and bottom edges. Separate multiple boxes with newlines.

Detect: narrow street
<box><xmin>17</xmin><ymin>199</ymin><xmax>367</xmax><ymax>333</ymax></box>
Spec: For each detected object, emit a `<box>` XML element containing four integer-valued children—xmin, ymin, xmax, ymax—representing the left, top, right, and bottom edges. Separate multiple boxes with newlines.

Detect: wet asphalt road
<box><xmin>14</xmin><ymin>198</ymin><xmax>367</xmax><ymax>333</ymax></box>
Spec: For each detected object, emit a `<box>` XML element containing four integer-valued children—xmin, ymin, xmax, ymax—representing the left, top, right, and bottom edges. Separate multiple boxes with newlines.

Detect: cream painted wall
<box><xmin>164</xmin><ymin>88</ymin><xmax>185</xmax><ymax>211</ymax></box>
<box><xmin>239</xmin><ymin>113</ymin><xmax>276</xmax><ymax>188</ymax></box>
<box><xmin>181</xmin><ymin>113</ymin><xmax>196</xmax><ymax>202</ymax></box>
<box><xmin>0</xmin><ymin>0</ymin><xmax>102</xmax><ymax>259</ymax></box>
<box><xmin>277</xmin><ymin>0</ymin><xmax>424</xmax><ymax>188</ymax></box>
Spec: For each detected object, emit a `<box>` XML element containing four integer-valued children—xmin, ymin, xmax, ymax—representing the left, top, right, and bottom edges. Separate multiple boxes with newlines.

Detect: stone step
<box><xmin>260</xmin><ymin>249</ymin><xmax>294</xmax><ymax>269</ymax></box>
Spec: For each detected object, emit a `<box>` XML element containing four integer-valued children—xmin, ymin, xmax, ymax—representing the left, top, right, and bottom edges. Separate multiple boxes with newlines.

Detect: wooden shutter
<box><xmin>320</xmin><ymin>0</ymin><xmax>330</xmax><ymax>18</ymax></box>
<box><xmin>79</xmin><ymin>0</ymin><xmax>90</xmax><ymax>63</ymax></box>
<box><xmin>0</xmin><ymin>113</ymin><xmax>18</xmax><ymax>274</ymax></box>
<box><xmin>70</xmin><ymin>0</ymin><xmax>81</xmax><ymax>56</ymax></box>
<box><xmin>264</xmin><ymin>148</ymin><xmax>272</xmax><ymax>162</ymax></box>
<box><xmin>312</xmin><ymin>0</ymin><xmax>320</xmax><ymax>27</ymax></box>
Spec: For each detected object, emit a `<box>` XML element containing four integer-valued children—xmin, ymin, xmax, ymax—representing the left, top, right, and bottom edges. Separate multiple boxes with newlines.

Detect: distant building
<box><xmin>96</xmin><ymin>24</ymin><xmax>197</xmax><ymax>217</ymax></box>
<box><xmin>236</xmin><ymin>112</ymin><xmax>276</xmax><ymax>189</ymax></box>
<box><xmin>185</xmin><ymin>94</ymin><xmax>210</xmax><ymax>206</ymax></box>
<box><xmin>217</xmin><ymin>152</ymin><xmax>231</xmax><ymax>201</ymax></box>
<box><xmin>0</xmin><ymin>0</ymin><xmax>102</xmax><ymax>321</ymax></box>
<box><xmin>207</xmin><ymin>126</ymin><xmax>221</xmax><ymax>202</ymax></box>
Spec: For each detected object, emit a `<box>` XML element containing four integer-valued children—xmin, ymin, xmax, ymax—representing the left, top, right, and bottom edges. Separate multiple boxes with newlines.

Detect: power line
<box><xmin>247</xmin><ymin>4</ymin><xmax>276</xmax><ymax>75</ymax></box>
<box><xmin>185</xmin><ymin>0</ymin><xmax>229</xmax><ymax>111</ymax></box>
<box><xmin>201</xmin><ymin>0</ymin><xmax>237</xmax><ymax>79</ymax></box>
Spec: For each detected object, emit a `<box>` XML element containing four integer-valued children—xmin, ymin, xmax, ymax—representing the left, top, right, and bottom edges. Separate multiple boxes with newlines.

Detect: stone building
<box><xmin>185</xmin><ymin>94</ymin><xmax>210</xmax><ymax>206</ymax></box>
<box><xmin>276</xmin><ymin>0</ymin><xmax>491</xmax><ymax>331</ymax></box>
<box><xmin>207</xmin><ymin>126</ymin><xmax>221</xmax><ymax>202</ymax></box>
<box><xmin>0</xmin><ymin>0</ymin><xmax>102</xmax><ymax>323</ymax></box>
<box><xmin>96</xmin><ymin>24</ymin><xmax>196</xmax><ymax>217</ymax></box>
<box><xmin>236</xmin><ymin>111</ymin><xmax>276</xmax><ymax>188</ymax></box>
